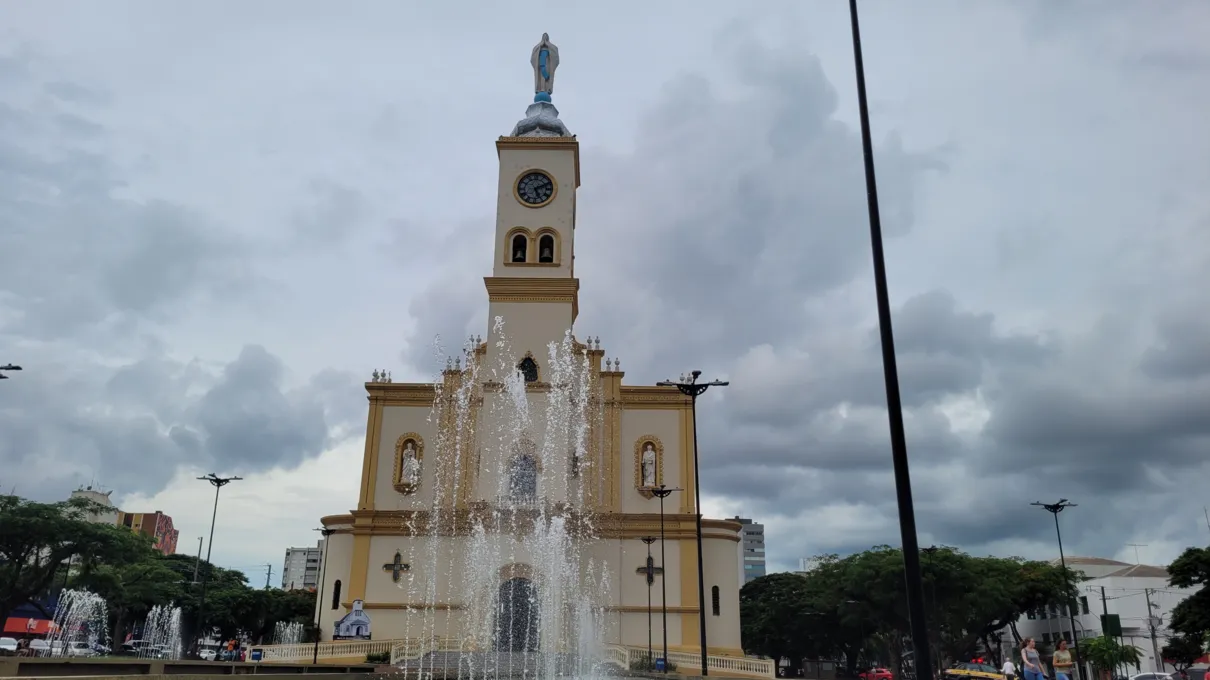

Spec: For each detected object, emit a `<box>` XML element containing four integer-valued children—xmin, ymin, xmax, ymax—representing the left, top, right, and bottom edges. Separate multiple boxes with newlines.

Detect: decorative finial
<box><xmin>615</xmin><ymin>358</ymin><xmax>621</xmax><ymax>371</ymax></box>
<box><xmin>372</xmin><ymin>369</ymin><xmax>380</xmax><ymax>382</ymax></box>
<box><xmin>446</xmin><ymin>357</ymin><xmax>453</xmax><ymax>370</ymax></box>
<box><xmin>386</xmin><ymin>371</ymin><xmax>392</xmax><ymax>383</ymax></box>
<box><xmin>455</xmin><ymin>357</ymin><xmax>462</xmax><ymax>370</ymax></box>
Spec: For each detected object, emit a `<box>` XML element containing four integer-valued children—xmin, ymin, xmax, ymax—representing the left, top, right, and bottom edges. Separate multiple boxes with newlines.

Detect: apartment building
<box><xmin>282</xmin><ymin>539</ymin><xmax>324</xmax><ymax>591</ymax></box>
<box><xmin>733</xmin><ymin>516</ymin><xmax>767</xmax><ymax>586</ymax></box>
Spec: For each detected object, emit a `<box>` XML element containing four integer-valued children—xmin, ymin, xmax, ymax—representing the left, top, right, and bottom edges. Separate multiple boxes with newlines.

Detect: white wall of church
<box><xmin>316</xmin><ymin>531</ymin><xmax>354</xmax><ymax>639</ymax></box>
<box><xmin>485</xmin><ymin>301</ymin><xmax>577</xmax><ymax>365</ymax></box>
<box><xmin>702</xmin><ymin>532</ymin><xmax>743</xmax><ymax>651</ymax></box>
<box><xmin>373</xmin><ymin>405</ymin><xmax>437</xmax><ymax>509</ymax></box>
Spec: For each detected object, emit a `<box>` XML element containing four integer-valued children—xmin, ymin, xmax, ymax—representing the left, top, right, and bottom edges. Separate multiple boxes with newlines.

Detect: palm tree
<box><xmin>1080</xmin><ymin>636</ymin><xmax>1143</xmax><ymax>680</ymax></box>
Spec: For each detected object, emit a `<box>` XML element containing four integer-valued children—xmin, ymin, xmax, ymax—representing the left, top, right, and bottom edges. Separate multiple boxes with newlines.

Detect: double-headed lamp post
<box><xmin>1032</xmin><ymin>499</ymin><xmax>1083</xmax><ymax>680</ymax></box>
<box><xmin>652</xmin><ymin>485</ymin><xmax>680</xmax><ymax>673</ymax></box>
<box><xmin>641</xmin><ymin>536</ymin><xmax>658</xmax><ymax>665</ymax></box>
<box><xmin>193</xmin><ymin>473</ymin><xmax>242</xmax><ymax>656</ymax></box>
<box><xmin>313</xmin><ymin>527</ymin><xmax>335</xmax><ymax>665</ymax></box>
<box><xmin>0</xmin><ymin>364</ymin><xmax>23</xmax><ymax>380</ymax></box>
<box><xmin>656</xmin><ymin>371</ymin><xmax>728</xmax><ymax>677</ymax></box>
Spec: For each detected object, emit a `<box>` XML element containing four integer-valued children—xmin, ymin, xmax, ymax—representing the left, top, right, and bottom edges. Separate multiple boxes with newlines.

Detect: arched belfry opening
<box><xmin>494</xmin><ymin>577</ymin><xmax>539</xmax><ymax>651</ymax></box>
<box><xmin>511</xmin><ymin>233</ymin><xmax>528</xmax><ymax>263</ymax></box>
<box><xmin>538</xmin><ymin>233</ymin><xmax>555</xmax><ymax>263</ymax></box>
<box><xmin>517</xmin><ymin>355</ymin><xmax>539</xmax><ymax>383</ymax></box>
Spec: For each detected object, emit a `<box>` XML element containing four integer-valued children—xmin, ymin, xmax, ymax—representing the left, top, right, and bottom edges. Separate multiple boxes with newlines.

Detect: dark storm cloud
<box><xmin>0</xmin><ymin>346</ymin><xmax>362</xmax><ymax>502</ymax></box>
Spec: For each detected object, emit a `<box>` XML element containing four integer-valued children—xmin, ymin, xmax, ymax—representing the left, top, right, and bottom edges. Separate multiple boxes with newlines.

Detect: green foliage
<box><xmin>366</xmin><ymin>651</ymin><xmax>391</xmax><ymax>664</ymax></box>
<box><xmin>1160</xmin><ymin>634</ymin><xmax>1204</xmax><ymax>672</ymax></box>
<box><xmin>1168</xmin><ymin>547</ymin><xmax>1210</xmax><ymax>641</ymax></box>
<box><xmin>0</xmin><ymin>493</ymin><xmax>318</xmax><ymax>650</ymax></box>
<box><xmin>630</xmin><ymin>654</ymin><xmax>676</xmax><ymax>672</ymax></box>
<box><xmin>1079</xmin><ymin>636</ymin><xmax>1142</xmax><ymax>673</ymax></box>
<box><xmin>0</xmin><ymin>494</ymin><xmax>157</xmax><ymax>622</ymax></box>
<box><xmin>740</xmin><ymin>546</ymin><xmax>1075</xmax><ymax>674</ymax></box>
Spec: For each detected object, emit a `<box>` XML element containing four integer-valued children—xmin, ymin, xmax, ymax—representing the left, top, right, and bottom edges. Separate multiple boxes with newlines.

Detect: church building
<box><xmin>318</xmin><ymin>35</ymin><xmax>744</xmax><ymax>658</ymax></box>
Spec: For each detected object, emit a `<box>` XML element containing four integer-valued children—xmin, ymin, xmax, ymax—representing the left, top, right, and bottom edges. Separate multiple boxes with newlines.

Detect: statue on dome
<box><xmin>531</xmin><ymin>33</ymin><xmax>560</xmax><ymax>102</ymax></box>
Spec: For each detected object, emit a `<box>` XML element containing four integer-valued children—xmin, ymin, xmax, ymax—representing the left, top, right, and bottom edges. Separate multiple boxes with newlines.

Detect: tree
<box><xmin>1168</xmin><ymin>547</ymin><xmax>1210</xmax><ymax>643</ymax></box>
<box><xmin>740</xmin><ymin>573</ymin><xmax>818</xmax><ymax>662</ymax></box>
<box><xmin>0</xmin><ymin>494</ymin><xmax>156</xmax><ymax>623</ymax></box>
<box><xmin>74</xmin><ymin>552</ymin><xmax>185</xmax><ymax>646</ymax></box>
<box><xmin>1080</xmin><ymin>636</ymin><xmax>1142</xmax><ymax>679</ymax></box>
<box><xmin>1160</xmin><ymin>635</ymin><xmax>1204</xmax><ymax>673</ymax></box>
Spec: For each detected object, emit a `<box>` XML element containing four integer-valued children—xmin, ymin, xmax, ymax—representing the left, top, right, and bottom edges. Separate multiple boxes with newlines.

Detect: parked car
<box><xmin>29</xmin><ymin>640</ymin><xmax>50</xmax><ymax>656</ymax></box>
<box><xmin>199</xmin><ymin>647</ymin><xmax>218</xmax><ymax>661</ymax></box>
<box><xmin>57</xmin><ymin>641</ymin><xmax>98</xmax><ymax>657</ymax></box>
<box><xmin>0</xmin><ymin>637</ymin><xmax>17</xmax><ymax>656</ymax></box>
<box><xmin>860</xmin><ymin>668</ymin><xmax>893</xmax><ymax>680</ymax></box>
<box><xmin>945</xmin><ymin>662</ymin><xmax>1002</xmax><ymax>680</ymax></box>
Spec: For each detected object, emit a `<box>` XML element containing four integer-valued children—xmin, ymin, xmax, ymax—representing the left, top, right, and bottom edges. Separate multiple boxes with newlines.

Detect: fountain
<box><xmin>392</xmin><ymin>324</ymin><xmax>613</xmax><ymax>679</ymax></box>
<box><xmin>46</xmin><ymin>589</ymin><xmax>109</xmax><ymax>656</ymax></box>
<box><xmin>274</xmin><ymin>621</ymin><xmax>305</xmax><ymax>646</ymax></box>
<box><xmin>140</xmin><ymin>604</ymin><xmax>182</xmax><ymax>659</ymax></box>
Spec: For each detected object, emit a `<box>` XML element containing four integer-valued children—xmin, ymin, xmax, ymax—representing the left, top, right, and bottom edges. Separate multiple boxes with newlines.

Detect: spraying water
<box><xmin>46</xmin><ymin>589</ymin><xmax>109</xmax><ymax>656</ymax></box>
<box><xmin>140</xmin><ymin>605</ymin><xmax>182</xmax><ymax>659</ymax></box>
<box><xmin>394</xmin><ymin>323</ymin><xmax>613</xmax><ymax>679</ymax></box>
<box><xmin>274</xmin><ymin>621</ymin><xmax>305</xmax><ymax>646</ymax></box>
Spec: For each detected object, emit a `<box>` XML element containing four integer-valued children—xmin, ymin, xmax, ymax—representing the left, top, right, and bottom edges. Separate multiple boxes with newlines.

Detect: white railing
<box><xmin>389</xmin><ymin>636</ymin><xmax>463</xmax><ymax>665</ymax></box>
<box><xmin>603</xmin><ymin>644</ymin><xmax>776</xmax><ymax>678</ymax></box>
<box><xmin>255</xmin><ymin>638</ymin><xmax>394</xmax><ymax>663</ymax></box>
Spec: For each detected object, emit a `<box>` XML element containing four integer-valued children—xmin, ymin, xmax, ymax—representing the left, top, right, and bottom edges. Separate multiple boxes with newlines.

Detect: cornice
<box><xmin>496</xmin><ymin>136</ymin><xmax>581</xmax><ymax>188</ymax></box>
<box><xmin>484</xmin><ymin>276</ymin><xmax>580</xmax><ymax>321</ymax></box>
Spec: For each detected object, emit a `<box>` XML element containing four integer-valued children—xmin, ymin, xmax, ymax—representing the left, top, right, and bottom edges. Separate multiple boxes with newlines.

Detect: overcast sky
<box><xmin>1</xmin><ymin>1</ymin><xmax>1208</xmax><ymax>583</ymax></box>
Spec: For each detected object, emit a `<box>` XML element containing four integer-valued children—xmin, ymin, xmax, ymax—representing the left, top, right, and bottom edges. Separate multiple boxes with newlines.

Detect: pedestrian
<box><xmin>1021</xmin><ymin>638</ymin><xmax>1047</xmax><ymax>680</ymax></box>
<box><xmin>1052</xmin><ymin>640</ymin><xmax>1073</xmax><ymax>680</ymax></box>
<box><xmin>1003</xmin><ymin>657</ymin><xmax>1018</xmax><ymax>680</ymax></box>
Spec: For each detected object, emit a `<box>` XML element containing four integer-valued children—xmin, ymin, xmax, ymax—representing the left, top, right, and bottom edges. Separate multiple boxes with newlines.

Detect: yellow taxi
<box><xmin>944</xmin><ymin>661</ymin><xmax>1003</xmax><ymax>680</ymax></box>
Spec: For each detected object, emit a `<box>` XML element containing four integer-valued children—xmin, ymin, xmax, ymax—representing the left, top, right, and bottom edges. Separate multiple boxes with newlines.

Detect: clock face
<box><xmin>516</xmin><ymin>171</ymin><xmax>555</xmax><ymax>206</ymax></box>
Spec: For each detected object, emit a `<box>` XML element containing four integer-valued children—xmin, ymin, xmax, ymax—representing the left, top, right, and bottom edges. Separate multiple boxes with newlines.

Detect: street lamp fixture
<box><xmin>651</xmin><ymin>485</ymin><xmax>680</xmax><ymax>673</ymax></box>
<box><xmin>1032</xmin><ymin>499</ymin><xmax>1083</xmax><ymax>680</ymax></box>
<box><xmin>193</xmin><ymin>473</ymin><xmax>242</xmax><ymax>657</ymax></box>
<box><xmin>641</xmin><ymin>536</ymin><xmax>658</xmax><ymax>666</ymax></box>
<box><xmin>656</xmin><ymin>371</ymin><xmax>727</xmax><ymax>677</ymax></box>
<box><xmin>0</xmin><ymin>364</ymin><xmax>22</xmax><ymax>379</ymax></box>
<box><xmin>846</xmin><ymin>2</ymin><xmax>932</xmax><ymax>678</ymax></box>
<box><xmin>313</xmin><ymin>527</ymin><xmax>336</xmax><ymax>665</ymax></box>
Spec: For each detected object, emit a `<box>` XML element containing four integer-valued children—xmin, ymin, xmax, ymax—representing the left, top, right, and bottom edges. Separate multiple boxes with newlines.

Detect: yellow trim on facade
<box><xmin>357</xmin><ymin>400</ymin><xmax>384</xmax><ymax>511</ymax></box>
<box><xmin>348</xmin><ymin>533</ymin><xmax>372</xmax><ymax>602</ymax></box>
<box><xmin>679</xmin><ymin>538</ymin><xmax>698</xmax><ymax>650</ymax></box>
<box><xmin>483</xmin><ymin>276</ymin><xmax>580</xmax><ymax>322</ymax></box>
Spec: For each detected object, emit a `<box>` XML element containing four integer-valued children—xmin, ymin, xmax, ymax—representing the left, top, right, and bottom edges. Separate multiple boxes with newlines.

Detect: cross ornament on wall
<box><xmin>382</xmin><ymin>551</ymin><xmax>410</xmax><ymax>583</ymax></box>
<box><xmin>635</xmin><ymin>556</ymin><xmax>664</xmax><ymax>586</ymax></box>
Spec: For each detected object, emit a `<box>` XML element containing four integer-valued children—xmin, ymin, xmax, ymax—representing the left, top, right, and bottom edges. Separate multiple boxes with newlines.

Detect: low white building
<box><xmin>1002</xmin><ymin>557</ymin><xmax>1195</xmax><ymax>674</ymax></box>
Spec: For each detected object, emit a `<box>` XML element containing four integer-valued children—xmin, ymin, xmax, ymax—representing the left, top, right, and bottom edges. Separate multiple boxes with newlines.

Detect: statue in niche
<box><xmin>641</xmin><ymin>442</ymin><xmax>657</xmax><ymax>487</ymax></box>
<box><xmin>399</xmin><ymin>440</ymin><xmax>421</xmax><ymax>486</ymax></box>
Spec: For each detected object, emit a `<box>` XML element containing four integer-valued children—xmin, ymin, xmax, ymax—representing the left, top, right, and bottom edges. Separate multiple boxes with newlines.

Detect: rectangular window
<box><xmin>1079</xmin><ymin>596</ymin><xmax>1089</xmax><ymax>615</ymax></box>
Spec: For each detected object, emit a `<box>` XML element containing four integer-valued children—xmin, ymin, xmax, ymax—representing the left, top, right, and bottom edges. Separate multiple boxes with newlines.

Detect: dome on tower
<box><xmin>509</xmin><ymin>101</ymin><xmax>572</xmax><ymax>138</ymax></box>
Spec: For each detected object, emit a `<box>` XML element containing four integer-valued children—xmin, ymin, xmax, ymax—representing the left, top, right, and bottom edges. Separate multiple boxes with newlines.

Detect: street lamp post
<box><xmin>846</xmin><ymin>3</ymin><xmax>933</xmax><ymax>679</ymax></box>
<box><xmin>1032</xmin><ymin>499</ymin><xmax>1083</xmax><ymax>680</ymax></box>
<box><xmin>652</xmin><ymin>485</ymin><xmax>680</xmax><ymax>673</ymax></box>
<box><xmin>313</xmin><ymin>527</ymin><xmax>335</xmax><ymax>665</ymax></box>
<box><xmin>0</xmin><ymin>364</ymin><xmax>23</xmax><ymax>380</ymax></box>
<box><xmin>656</xmin><ymin>371</ymin><xmax>728</xmax><ymax>677</ymax></box>
<box><xmin>642</xmin><ymin>536</ymin><xmax>658</xmax><ymax>665</ymax></box>
<box><xmin>193</xmin><ymin>473</ymin><xmax>242</xmax><ymax>657</ymax></box>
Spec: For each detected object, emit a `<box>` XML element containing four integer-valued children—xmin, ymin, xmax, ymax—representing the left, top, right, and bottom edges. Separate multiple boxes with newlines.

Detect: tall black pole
<box><xmin>313</xmin><ymin>528</ymin><xmax>334</xmax><ymax>665</ymax></box>
<box><xmin>1033</xmin><ymin>500</ymin><xmax>1083</xmax><ymax>680</ymax></box>
<box><xmin>653</xmin><ymin>485</ymin><xmax>677</xmax><ymax>673</ymax></box>
<box><xmin>193</xmin><ymin>473</ymin><xmax>241</xmax><ymax>657</ymax></box>
<box><xmin>642</xmin><ymin>536</ymin><xmax>658</xmax><ymax>664</ymax></box>
<box><xmin>658</xmin><ymin>371</ymin><xmax>727</xmax><ymax>677</ymax></box>
<box><xmin>847</xmin><ymin>3</ymin><xmax>932</xmax><ymax>679</ymax></box>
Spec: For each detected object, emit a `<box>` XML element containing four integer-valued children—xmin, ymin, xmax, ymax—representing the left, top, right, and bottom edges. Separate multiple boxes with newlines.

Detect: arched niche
<box><xmin>393</xmin><ymin>433</ymin><xmax>425</xmax><ymax>494</ymax></box>
<box><xmin>506</xmin><ymin>228</ymin><xmax>532</xmax><ymax>264</ymax></box>
<box><xmin>535</xmin><ymin>229</ymin><xmax>559</xmax><ymax>264</ymax></box>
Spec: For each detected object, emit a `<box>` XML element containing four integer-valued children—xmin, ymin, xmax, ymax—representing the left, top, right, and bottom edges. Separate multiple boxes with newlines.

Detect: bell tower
<box><xmin>484</xmin><ymin>33</ymin><xmax>580</xmax><ymax>369</ymax></box>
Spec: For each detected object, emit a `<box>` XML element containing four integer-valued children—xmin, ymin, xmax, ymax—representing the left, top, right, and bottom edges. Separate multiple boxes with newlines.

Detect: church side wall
<box><xmin>316</xmin><ymin>531</ymin><xmax>354</xmax><ymax>641</ymax></box>
<box><xmin>619</xmin><ymin>408</ymin><xmax>685</xmax><ymax>514</ymax></box>
<box><xmin>702</xmin><ymin>530</ymin><xmax>743</xmax><ymax>653</ymax></box>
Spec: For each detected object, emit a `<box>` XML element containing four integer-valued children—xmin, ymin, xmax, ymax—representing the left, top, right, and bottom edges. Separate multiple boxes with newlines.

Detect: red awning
<box><xmin>2</xmin><ymin>618</ymin><xmax>56</xmax><ymax>635</ymax></box>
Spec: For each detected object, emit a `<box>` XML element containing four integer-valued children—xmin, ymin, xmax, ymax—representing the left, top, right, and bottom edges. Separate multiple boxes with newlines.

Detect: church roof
<box><xmin>510</xmin><ymin>101</ymin><xmax>572</xmax><ymax>138</ymax></box>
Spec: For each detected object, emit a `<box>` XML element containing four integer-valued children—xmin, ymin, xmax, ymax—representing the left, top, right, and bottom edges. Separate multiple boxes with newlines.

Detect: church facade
<box><xmin>318</xmin><ymin>40</ymin><xmax>743</xmax><ymax>656</ymax></box>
